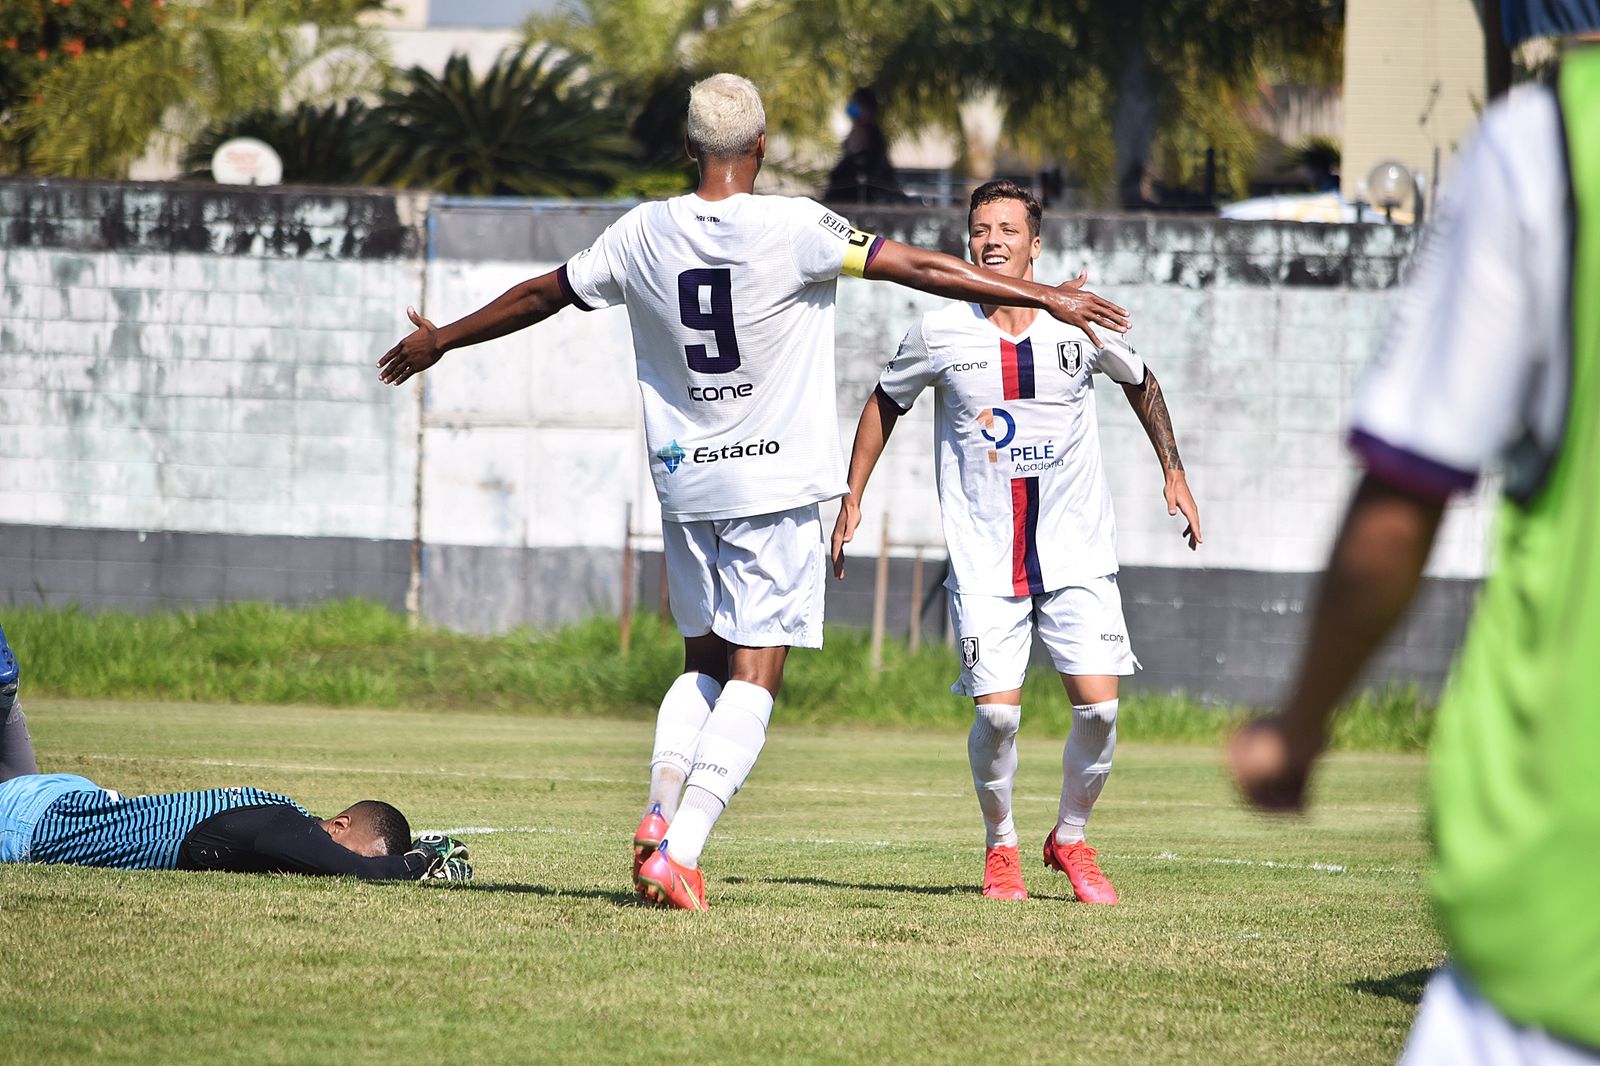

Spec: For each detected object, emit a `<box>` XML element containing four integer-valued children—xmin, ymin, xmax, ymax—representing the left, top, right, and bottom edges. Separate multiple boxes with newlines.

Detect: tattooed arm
<box><xmin>1121</xmin><ymin>368</ymin><xmax>1203</xmax><ymax>550</ymax></box>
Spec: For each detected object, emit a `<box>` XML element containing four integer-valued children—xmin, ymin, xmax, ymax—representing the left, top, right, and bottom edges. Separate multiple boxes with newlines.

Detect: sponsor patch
<box><xmin>818</xmin><ymin>212</ymin><xmax>852</xmax><ymax>240</ymax></box>
<box><xmin>978</xmin><ymin>407</ymin><xmax>1017</xmax><ymax>461</ymax></box>
<box><xmin>655</xmin><ymin>440</ymin><xmax>686</xmax><ymax>474</ymax></box>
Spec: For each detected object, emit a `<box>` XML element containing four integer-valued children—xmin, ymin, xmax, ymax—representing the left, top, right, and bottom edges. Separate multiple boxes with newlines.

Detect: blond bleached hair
<box><xmin>686</xmin><ymin>74</ymin><xmax>766</xmax><ymax>159</ymax></box>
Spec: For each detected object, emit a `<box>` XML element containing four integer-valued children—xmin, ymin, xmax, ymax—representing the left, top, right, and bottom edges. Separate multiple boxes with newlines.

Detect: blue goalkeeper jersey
<box><xmin>29</xmin><ymin>785</ymin><xmax>308</xmax><ymax>870</ymax></box>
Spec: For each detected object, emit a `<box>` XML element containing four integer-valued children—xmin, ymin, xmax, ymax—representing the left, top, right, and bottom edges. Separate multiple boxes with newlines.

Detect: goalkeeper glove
<box><xmin>406</xmin><ymin>833</ymin><xmax>472</xmax><ymax>881</ymax></box>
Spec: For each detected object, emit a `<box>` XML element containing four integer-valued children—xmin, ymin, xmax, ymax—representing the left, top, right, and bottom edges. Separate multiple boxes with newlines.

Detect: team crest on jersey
<box><xmin>655</xmin><ymin>440</ymin><xmax>686</xmax><ymax>474</ymax></box>
<box><xmin>1058</xmin><ymin>340</ymin><xmax>1085</xmax><ymax>376</ymax></box>
<box><xmin>960</xmin><ymin>637</ymin><xmax>980</xmax><ymax>669</ymax></box>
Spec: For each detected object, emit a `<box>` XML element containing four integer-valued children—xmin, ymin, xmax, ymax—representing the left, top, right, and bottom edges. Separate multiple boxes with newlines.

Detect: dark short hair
<box><xmin>968</xmin><ymin>179</ymin><xmax>1043</xmax><ymax>238</ymax></box>
<box><xmin>346</xmin><ymin>800</ymin><xmax>411</xmax><ymax>856</ymax></box>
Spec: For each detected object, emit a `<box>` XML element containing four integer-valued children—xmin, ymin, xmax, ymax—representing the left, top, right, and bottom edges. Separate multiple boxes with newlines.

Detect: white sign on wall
<box><xmin>211</xmin><ymin>138</ymin><xmax>284</xmax><ymax>186</ymax></box>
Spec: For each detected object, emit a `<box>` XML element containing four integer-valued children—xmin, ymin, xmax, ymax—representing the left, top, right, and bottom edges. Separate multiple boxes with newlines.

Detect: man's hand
<box><xmin>406</xmin><ymin>832</ymin><xmax>472</xmax><ymax>880</ymax></box>
<box><xmin>1165</xmin><ymin>471</ymin><xmax>1203</xmax><ymax>550</ymax></box>
<box><xmin>1044</xmin><ymin>270</ymin><xmax>1129</xmax><ymax>348</ymax></box>
<box><xmin>830</xmin><ymin>494</ymin><xmax>862</xmax><ymax>578</ymax></box>
<box><xmin>1226</xmin><ymin>716</ymin><xmax>1323</xmax><ymax>812</ymax></box>
<box><xmin>377</xmin><ymin>307</ymin><xmax>444</xmax><ymax>386</ymax></box>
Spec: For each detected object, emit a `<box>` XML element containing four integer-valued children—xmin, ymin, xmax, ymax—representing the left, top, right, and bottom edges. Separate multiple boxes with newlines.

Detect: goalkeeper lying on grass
<box><xmin>0</xmin><ymin>626</ymin><xmax>469</xmax><ymax>882</ymax></box>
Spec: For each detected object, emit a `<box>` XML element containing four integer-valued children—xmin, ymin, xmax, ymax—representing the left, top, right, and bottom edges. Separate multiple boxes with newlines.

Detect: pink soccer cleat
<box><xmin>636</xmin><ymin>841</ymin><xmax>708</xmax><ymax>911</ymax></box>
<box><xmin>982</xmin><ymin>845</ymin><xmax>1028</xmax><ymax>900</ymax></box>
<box><xmin>1042</xmin><ymin>833</ymin><xmax>1119</xmax><ymax>905</ymax></box>
<box><xmin>632</xmin><ymin>804</ymin><xmax>669</xmax><ymax>888</ymax></box>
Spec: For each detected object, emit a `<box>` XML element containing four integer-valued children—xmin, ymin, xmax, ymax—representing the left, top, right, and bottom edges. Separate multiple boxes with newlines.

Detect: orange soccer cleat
<box><xmin>632</xmin><ymin>804</ymin><xmax>669</xmax><ymax>888</ymax></box>
<box><xmin>636</xmin><ymin>841</ymin><xmax>708</xmax><ymax>911</ymax></box>
<box><xmin>982</xmin><ymin>845</ymin><xmax>1028</xmax><ymax>900</ymax></box>
<box><xmin>1042</xmin><ymin>833</ymin><xmax>1119</xmax><ymax>905</ymax></box>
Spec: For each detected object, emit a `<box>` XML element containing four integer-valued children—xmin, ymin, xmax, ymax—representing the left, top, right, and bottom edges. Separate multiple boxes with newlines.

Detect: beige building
<box><xmin>1342</xmin><ymin>0</ymin><xmax>1488</xmax><ymax>211</ymax></box>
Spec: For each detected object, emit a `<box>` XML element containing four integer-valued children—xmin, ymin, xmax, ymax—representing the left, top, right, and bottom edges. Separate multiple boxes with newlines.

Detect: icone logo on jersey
<box><xmin>951</xmin><ymin>360</ymin><xmax>989</xmax><ymax>372</ymax></box>
<box><xmin>688</xmin><ymin>382</ymin><xmax>754</xmax><ymax>403</ymax></box>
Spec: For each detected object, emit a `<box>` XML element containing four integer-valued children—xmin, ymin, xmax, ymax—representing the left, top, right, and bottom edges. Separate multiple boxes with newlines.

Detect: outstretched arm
<box><xmin>863</xmin><ymin>240</ymin><xmax>1129</xmax><ymax>346</ymax></box>
<box><xmin>1227</xmin><ymin>475</ymin><xmax>1443</xmax><ymax>810</ymax></box>
<box><xmin>831</xmin><ymin>388</ymin><xmax>903</xmax><ymax>578</ymax></box>
<box><xmin>1121</xmin><ymin>367</ymin><xmax>1202</xmax><ymax>550</ymax></box>
<box><xmin>377</xmin><ymin>270</ymin><xmax>572</xmax><ymax>386</ymax></box>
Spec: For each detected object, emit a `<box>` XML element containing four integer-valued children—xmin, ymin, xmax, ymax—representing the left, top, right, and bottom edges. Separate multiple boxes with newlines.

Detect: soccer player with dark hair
<box><xmin>378</xmin><ymin>75</ymin><xmax>1130</xmax><ymax>910</ymax></box>
<box><xmin>1229</xmin><ymin>19</ymin><xmax>1600</xmax><ymax>1063</ymax></box>
<box><xmin>0</xmin><ymin>626</ymin><xmax>469</xmax><ymax>881</ymax></box>
<box><xmin>833</xmin><ymin>179</ymin><xmax>1201</xmax><ymax>904</ymax></box>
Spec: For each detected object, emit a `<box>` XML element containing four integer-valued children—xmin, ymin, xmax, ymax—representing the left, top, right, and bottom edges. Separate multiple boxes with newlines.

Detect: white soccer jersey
<box><xmin>560</xmin><ymin>193</ymin><xmax>882</xmax><ymax>522</ymax></box>
<box><xmin>1349</xmin><ymin>84</ymin><xmax>1567</xmax><ymax>503</ymax></box>
<box><xmin>877</xmin><ymin>301</ymin><xmax>1145</xmax><ymax>597</ymax></box>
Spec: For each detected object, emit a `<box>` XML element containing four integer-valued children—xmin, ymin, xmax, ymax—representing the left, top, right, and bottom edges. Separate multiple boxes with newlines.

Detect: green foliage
<box><xmin>182</xmin><ymin>98</ymin><xmax>370</xmax><ymax>184</ymax></box>
<box><xmin>1</xmin><ymin>702</ymin><xmax>1439</xmax><ymax>1064</ymax></box>
<box><xmin>14</xmin><ymin>0</ymin><xmax>386</xmax><ymax>178</ymax></box>
<box><xmin>0</xmin><ymin>0</ymin><xmax>163</xmax><ymax>170</ymax></box>
<box><xmin>696</xmin><ymin>0</ymin><xmax>1343</xmax><ymax>200</ymax></box>
<box><xmin>8</xmin><ymin>600</ymin><xmax>1434</xmax><ymax>749</ymax></box>
<box><xmin>358</xmin><ymin>47</ymin><xmax>637</xmax><ymax>197</ymax></box>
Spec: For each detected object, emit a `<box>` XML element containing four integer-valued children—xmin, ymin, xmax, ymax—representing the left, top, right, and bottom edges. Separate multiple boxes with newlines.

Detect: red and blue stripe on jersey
<box><xmin>1000</xmin><ymin>337</ymin><xmax>1035</xmax><ymax>402</ymax></box>
<box><xmin>998</xmin><ymin>338</ymin><xmax>1044</xmax><ymax>595</ymax></box>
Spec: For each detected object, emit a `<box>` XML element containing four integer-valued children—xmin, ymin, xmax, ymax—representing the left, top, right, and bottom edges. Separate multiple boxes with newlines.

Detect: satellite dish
<box><xmin>1365</xmin><ymin>160</ymin><xmax>1412</xmax><ymax>210</ymax></box>
<box><xmin>211</xmin><ymin>137</ymin><xmax>283</xmax><ymax>186</ymax></box>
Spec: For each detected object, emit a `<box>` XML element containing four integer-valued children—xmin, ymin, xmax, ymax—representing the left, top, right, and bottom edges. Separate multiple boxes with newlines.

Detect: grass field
<box><xmin>0</xmin><ymin>699</ymin><xmax>1442</xmax><ymax>1065</ymax></box>
<box><xmin>7</xmin><ymin>601</ymin><xmax>1437</xmax><ymax>750</ymax></box>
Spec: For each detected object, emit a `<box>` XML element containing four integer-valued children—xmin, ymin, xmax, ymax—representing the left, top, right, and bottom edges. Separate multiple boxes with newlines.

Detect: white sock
<box><xmin>968</xmin><ymin>703</ymin><xmax>1021</xmax><ymax>848</ymax></box>
<box><xmin>662</xmin><ymin>680</ymin><xmax>773</xmax><ymax>868</ymax></box>
<box><xmin>647</xmin><ymin>672</ymin><xmax>722</xmax><ymax>819</ymax></box>
<box><xmin>1057</xmin><ymin>699</ymin><xmax>1117</xmax><ymax>844</ymax></box>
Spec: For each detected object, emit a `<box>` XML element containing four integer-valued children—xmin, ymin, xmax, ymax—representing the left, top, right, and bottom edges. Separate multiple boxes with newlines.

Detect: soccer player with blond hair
<box><xmin>833</xmin><ymin>180</ymin><xmax>1200</xmax><ymax>904</ymax></box>
<box><xmin>379</xmin><ymin>75</ymin><xmax>1130</xmax><ymax>910</ymax></box>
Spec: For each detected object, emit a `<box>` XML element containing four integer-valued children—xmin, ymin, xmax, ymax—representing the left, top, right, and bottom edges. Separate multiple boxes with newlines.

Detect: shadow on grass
<box><xmin>1348</xmin><ymin>967</ymin><xmax>1434</xmax><ymax>1005</ymax></box>
<box><xmin>433</xmin><ymin>882</ymin><xmax>641</xmax><ymax>906</ymax></box>
<box><xmin>725</xmin><ymin>874</ymin><xmax>978</xmax><ymax>897</ymax></box>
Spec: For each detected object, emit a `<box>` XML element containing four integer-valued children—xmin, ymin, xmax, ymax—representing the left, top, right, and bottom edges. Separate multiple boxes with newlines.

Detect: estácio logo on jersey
<box><xmin>656</xmin><ymin>437</ymin><xmax>781</xmax><ymax>474</ymax></box>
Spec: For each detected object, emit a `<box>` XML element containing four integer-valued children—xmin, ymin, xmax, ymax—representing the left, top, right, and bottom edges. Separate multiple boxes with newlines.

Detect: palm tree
<box><xmin>702</xmin><ymin>0</ymin><xmax>1343</xmax><ymax>204</ymax></box>
<box><xmin>16</xmin><ymin>0</ymin><xmax>387</xmax><ymax>179</ymax></box>
<box><xmin>522</xmin><ymin>0</ymin><xmax>732</xmax><ymax>186</ymax></box>
<box><xmin>356</xmin><ymin>47</ymin><xmax>637</xmax><ymax>197</ymax></box>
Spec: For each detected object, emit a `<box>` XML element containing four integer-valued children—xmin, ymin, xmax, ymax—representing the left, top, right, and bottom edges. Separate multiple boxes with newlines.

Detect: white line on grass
<box><xmin>71</xmin><ymin>754</ymin><xmax>1424</xmax><ymax>815</ymax></box>
<box><xmin>425</xmin><ymin>825</ymin><xmax>1419</xmax><ymax>876</ymax></box>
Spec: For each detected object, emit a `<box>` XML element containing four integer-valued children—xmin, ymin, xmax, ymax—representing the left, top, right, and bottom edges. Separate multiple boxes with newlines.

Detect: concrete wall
<box><xmin>0</xmin><ymin>180</ymin><xmax>424</xmax><ymax>612</ymax></box>
<box><xmin>1342</xmin><ymin>0</ymin><xmax>1487</xmax><ymax>206</ymax></box>
<box><xmin>0</xmin><ymin>179</ymin><xmax>1491</xmax><ymax>705</ymax></box>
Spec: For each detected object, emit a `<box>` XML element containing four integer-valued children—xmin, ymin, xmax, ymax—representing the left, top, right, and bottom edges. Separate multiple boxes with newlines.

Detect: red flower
<box><xmin>63</xmin><ymin>37</ymin><xmax>84</xmax><ymax>58</ymax></box>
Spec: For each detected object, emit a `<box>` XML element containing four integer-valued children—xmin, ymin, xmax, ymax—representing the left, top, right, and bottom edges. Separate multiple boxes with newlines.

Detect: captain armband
<box><xmin>842</xmin><ymin>229</ymin><xmax>885</xmax><ymax>278</ymax></box>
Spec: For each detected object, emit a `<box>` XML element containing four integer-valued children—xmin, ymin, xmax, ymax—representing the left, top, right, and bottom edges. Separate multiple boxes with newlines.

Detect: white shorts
<box><xmin>1400</xmin><ymin>967</ymin><xmax>1600</xmax><ymax>1066</ymax></box>
<box><xmin>949</xmin><ymin>575</ymin><xmax>1136</xmax><ymax>698</ymax></box>
<box><xmin>662</xmin><ymin>502</ymin><xmax>826</xmax><ymax>650</ymax></box>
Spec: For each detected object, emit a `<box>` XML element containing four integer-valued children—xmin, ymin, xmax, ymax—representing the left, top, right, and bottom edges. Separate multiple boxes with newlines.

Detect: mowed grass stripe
<box><xmin>1</xmin><ymin>702</ymin><xmax>1439</xmax><ymax>1066</ymax></box>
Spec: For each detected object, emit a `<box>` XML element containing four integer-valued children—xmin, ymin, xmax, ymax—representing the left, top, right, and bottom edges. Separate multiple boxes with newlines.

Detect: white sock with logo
<box><xmin>661</xmin><ymin>680</ymin><xmax>773</xmax><ymax>869</ymax></box>
<box><xmin>1056</xmin><ymin>700</ymin><xmax>1117</xmax><ymax>845</ymax></box>
<box><xmin>647</xmin><ymin>672</ymin><xmax>723</xmax><ymax>820</ymax></box>
<box><xmin>968</xmin><ymin>703</ymin><xmax>1021</xmax><ymax>848</ymax></box>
